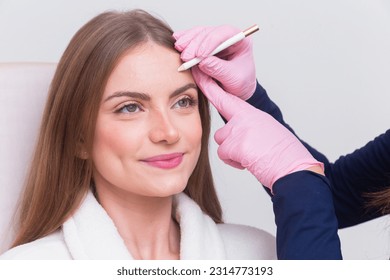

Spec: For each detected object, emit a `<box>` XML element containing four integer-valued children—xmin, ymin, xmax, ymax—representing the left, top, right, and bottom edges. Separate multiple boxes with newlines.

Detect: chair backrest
<box><xmin>0</xmin><ymin>63</ymin><xmax>56</xmax><ymax>253</ymax></box>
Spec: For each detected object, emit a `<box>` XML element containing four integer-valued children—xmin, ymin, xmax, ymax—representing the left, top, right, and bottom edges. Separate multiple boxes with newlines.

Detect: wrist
<box><xmin>241</xmin><ymin>79</ymin><xmax>258</xmax><ymax>100</ymax></box>
<box><xmin>306</xmin><ymin>165</ymin><xmax>325</xmax><ymax>176</ymax></box>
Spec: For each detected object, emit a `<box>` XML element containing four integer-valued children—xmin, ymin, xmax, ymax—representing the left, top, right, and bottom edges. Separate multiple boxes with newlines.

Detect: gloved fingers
<box><xmin>217</xmin><ymin>144</ymin><xmax>244</xmax><ymax>170</ymax></box>
<box><xmin>214</xmin><ymin>122</ymin><xmax>233</xmax><ymax>145</ymax></box>
<box><xmin>192</xmin><ymin>67</ymin><xmax>248</xmax><ymax>121</ymax></box>
<box><xmin>218</xmin><ymin>36</ymin><xmax>253</xmax><ymax>58</ymax></box>
<box><xmin>214</xmin><ymin>120</ymin><xmax>250</xmax><ymax>170</ymax></box>
<box><xmin>177</xmin><ymin>25</ymin><xmax>241</xmax><ymax>61</ymax></box>
<box><xmin>196</xmin><ymin>46</ymin><xmax>256</xmax><ymax>100</ymax></box>
<box><xmin>173</xmin><ymin>26</ymin><xmax>207</xmax><ymax>52</ymax></box>
<box><xmin>175</xmin><ymin>26</ymin><xmax>219</xmax><ymax>61</ymax></box>
<box><xmin>198</xmin><ymin>56</ymin><xmax>256</xmax><ymax>99</ymax></box>
<box><xmin>194</xmin><ymin>25</ymin><xmax>241</xmax><ymax>58</ymax></box>
<box><xmin>198</xmin><ymin>56</ymin><xmax>235</xmax><ymax>83</ymax></box>
<box><xmin>217</xmin><ymin>136</ymin><xmax>247</xmax><ymax>170</ymax></box>
<box><xmin>222</xmin><ymin>159</ymin><xmax>245</xmax><ymax>170</ymax></box>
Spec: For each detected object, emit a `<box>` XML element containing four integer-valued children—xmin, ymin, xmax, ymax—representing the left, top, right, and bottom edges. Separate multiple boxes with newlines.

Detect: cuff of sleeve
<box><xmin>271</xmin><ymin>170</ymin><xmax>342</xmax><ymax>260</ymax></box>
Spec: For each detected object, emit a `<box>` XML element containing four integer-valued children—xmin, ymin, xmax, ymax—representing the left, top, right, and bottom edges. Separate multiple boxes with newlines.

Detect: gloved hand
<box><xmin>192</xmin><ymin>68</ymin><xmax>324</xmax><ymax>191</ymax></box>
<box><xmin>173</xmin><ymin>25</ymin><xmax>256</xmax><ymax>100</ymax></box>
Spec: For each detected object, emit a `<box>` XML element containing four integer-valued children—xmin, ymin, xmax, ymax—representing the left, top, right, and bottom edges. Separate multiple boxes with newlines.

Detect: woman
<box><xmin>0</xmin><ymin>10</ymin><xmax>276</xmax><ymax>260</ymax></box>
<box><xmin>174</xmin><ymin>25</ymin><xmax>390</xmax><ymax>259</ymax></box>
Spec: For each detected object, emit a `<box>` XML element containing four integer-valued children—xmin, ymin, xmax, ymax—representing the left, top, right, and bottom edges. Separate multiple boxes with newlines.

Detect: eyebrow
<box><xmin>104</xmin><ymin>83</ymin><xmax>198</xmax><ymax>102</ymax></box>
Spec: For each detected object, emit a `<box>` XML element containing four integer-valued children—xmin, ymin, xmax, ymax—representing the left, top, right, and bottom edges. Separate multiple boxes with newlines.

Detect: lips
<box><xmin>141</xmin><ymin>153</ymin><xmax>184</xmax><ymax>169</ymax></box>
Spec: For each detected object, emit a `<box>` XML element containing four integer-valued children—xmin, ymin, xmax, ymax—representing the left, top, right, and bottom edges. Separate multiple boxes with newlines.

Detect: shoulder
<box><xmin>217</xmin><ymin>223</ymin><xmax>277</xmax><ymax>260</ymax></box>
<box><xmin>0</xmin><ymin>230</ymin><xmax>71</xmax><ymax>260</ymax></box>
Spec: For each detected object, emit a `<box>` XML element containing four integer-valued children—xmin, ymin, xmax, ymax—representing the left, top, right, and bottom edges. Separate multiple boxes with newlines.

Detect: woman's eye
<box><xmin>117</xmin><ymin>103</ymin><xmax>141</xmax><ymax>114</ymax></box>
<box><xmin>173</xmin><ymin>97</ymin><xmax>196</xmax><ymax>109</ymax></box>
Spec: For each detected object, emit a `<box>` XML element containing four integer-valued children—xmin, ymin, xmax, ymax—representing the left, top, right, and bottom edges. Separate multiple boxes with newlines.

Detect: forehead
<box><xmin>104</xmin><ymin>42</ymin><xmax>195</xmax><ymax>96</ymax></box>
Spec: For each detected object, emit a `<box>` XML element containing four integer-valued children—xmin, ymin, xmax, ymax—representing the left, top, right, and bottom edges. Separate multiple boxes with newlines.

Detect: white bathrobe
<box><xmin>1</xmin><ymin>191</ymin><xmax>276</xmax><ymax>260</ymax></box>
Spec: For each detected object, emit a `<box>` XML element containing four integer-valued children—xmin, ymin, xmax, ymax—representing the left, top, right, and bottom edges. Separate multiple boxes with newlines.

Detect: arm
<box><xmin>327</xmin><ymin>130</ymin><xmax>390</xmax><ymax>227</ymax></box>
<box><xmin>248</xmin><ymin>82</ymin><xmax>390</xmax><ymax>227</ymax></box>
<box><xmin>272</xmin><ymin>171</ymin><xmax>342</xmax><ymax>259</ymax></box>
<box><xmin>250</xmin><ymin>81</ymin><xmax>390</xmax><ymax>227</ymax></box>
<box><xmin>245</xmin><ymin>85</ymin><xmax>341</xmax><ymax>257</ymax></box>
<box><xmin>192</xmin><ymin>68</ymin><xmax>341</xmax><ymax>259</ymax></box>
<box><xmin>244</xmin><ymin>82</ymin><xmax>342</xmax><ymax>257</ymax></box>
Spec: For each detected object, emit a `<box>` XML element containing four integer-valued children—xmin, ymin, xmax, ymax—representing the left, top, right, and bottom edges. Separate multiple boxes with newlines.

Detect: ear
<box><xmin>76</xmin><ymin>138</ymin><xmax>89</xmax><ymax>159</ymax></box>
<box><xmin>78</xmin><ymin>149</ymin><xmax>89</xmax><ymax>160</ymax></box>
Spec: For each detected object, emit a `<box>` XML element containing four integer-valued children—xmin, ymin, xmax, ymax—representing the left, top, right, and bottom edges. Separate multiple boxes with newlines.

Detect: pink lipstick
<box><xmin>141</xmin><ymin>153</ymin><xmax>183</xmax><ymax>169</ymax></box>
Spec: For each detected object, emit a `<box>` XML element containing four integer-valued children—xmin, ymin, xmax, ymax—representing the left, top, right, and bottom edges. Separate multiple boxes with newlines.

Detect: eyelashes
<box><xmin>115</xmin><ymin>96</ymin><xmax>198</xmax><ymax>115</ymax></box>
<box><xmin>172</xmin><ymin>96</ymin><xmax>198</xmax><ymax>109</ymax></box>
<box><xmin>115</xmin><ymin>102</ymin><xmax>142</xmax><ymax>114</ymax></box>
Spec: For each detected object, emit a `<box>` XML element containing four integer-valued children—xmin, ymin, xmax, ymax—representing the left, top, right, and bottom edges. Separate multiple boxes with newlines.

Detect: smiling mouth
<box><xmin>141</xmin><ymin>153</ymin><xmax>184</xmax><ymax>169</ymax></box>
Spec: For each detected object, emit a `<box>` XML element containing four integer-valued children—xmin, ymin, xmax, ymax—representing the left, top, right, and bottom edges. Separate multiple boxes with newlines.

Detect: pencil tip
<box><xmin>177</xmin><ymin>65</ymin><xmax>186</xmax><ymax>72</ymax></box>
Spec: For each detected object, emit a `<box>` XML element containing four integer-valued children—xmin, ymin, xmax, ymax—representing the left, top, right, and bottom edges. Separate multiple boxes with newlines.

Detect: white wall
<box><xmin>0</xmin><ymin>0</ymin><xmax>389</xmax><ymax>259</ymax></box>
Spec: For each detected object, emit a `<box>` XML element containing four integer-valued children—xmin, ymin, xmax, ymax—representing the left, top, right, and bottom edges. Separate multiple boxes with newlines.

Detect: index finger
<box><xmin>191</xmin><ymin>67</ymin><xmax>247</xmax><ymax>121</ymax></box>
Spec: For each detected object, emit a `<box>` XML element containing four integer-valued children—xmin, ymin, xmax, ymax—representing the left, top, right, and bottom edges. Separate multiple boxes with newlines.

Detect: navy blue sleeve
<box><xmin>246</xmin><ymin>82</ymin><xmax>341</xmax><ymax>259</ymax></box>
<box><xmin>247</xmin><ymin>81</ymin><xmax>389</xmax><ymax>227</ymax></box>
<box><xmin>238</xmin><ymin>81</ymin><xmax>389</xmax><ymax>259</ymax></box>
<box><xmin>272</xmin><ymin>171</ymin><xmax>342</xmax><ymax>259</ymax></box>
<box><xmin>327</xmin><ymin>130</ymin><xmax>390</xmax><ymax>228</ymax></box>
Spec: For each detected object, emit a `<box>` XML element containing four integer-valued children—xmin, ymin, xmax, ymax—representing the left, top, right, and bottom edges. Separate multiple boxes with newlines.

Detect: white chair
<box><xmin>0</xmin><ymin>63</ymin><xmax>56</xmax><ymax>253</ymax></box>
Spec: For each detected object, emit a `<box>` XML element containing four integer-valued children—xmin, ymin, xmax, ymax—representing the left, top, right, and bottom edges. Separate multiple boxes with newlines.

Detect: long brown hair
<box><xmin>366</xmin><ymin>188</ymin><xmax>390</xmax><ymax>215</ymax></box>
<box><xmin>12</xmin><ymin>9</ymin><xmax>222</xmax><ymax>248</ymax></box>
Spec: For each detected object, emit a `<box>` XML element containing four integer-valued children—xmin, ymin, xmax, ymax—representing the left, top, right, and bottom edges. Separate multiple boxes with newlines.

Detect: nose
<box><xmin>148</xmin><ymin>110</ymin><xmax>180</xmax><ymax>144</ymax></box>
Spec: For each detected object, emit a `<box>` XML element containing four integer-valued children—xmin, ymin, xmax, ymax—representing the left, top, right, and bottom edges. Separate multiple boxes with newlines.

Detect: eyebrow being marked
<box><xmin>104</xmin><ymin>91</ymin><xmax>150</xmax><ymax>102</ymax></box>
<box><xmin>104</xmin><ymin>83</ymin><xmax>198</xmax><ymax>103</ymax></box>
<box><xmin>169</xmin><ymin>83</ymin><xmax>198</xmax><ymax>98</ymax></box>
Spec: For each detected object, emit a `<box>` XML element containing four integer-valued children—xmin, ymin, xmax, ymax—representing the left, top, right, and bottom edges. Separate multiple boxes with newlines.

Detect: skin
<box><xmin>89</xmin><ymin>41</ymin><xmax>202</xmax><ymax>259</ymax></box>
<box><xmin>306</xmin><ymin>166</ymin><xmax>325</xmax><ymax>176</ymax></box>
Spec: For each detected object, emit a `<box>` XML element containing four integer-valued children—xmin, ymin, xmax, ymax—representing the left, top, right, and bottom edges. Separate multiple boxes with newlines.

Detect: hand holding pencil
<box><xmin>177</xmin><ymin>24</ymin><xmax>259</xmax><ymax>71</ymax></box>
<box><xmin>173</xmin><ymin>25</ymin><xmax>259</xmax><ymax>100</ymax></box>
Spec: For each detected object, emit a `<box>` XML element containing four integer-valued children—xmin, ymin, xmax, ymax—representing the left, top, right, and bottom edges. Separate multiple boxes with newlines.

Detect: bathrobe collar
<box><xmin>62</xmin><ymin>191</ymin><xmax>226</xmax><ymax>259</ymax></box>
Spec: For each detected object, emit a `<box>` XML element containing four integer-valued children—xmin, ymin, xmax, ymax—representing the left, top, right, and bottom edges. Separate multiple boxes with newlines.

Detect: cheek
<box><xmin>92</xmin><ymin>118</ymin><xmax>143</xmax><ymax>161</ymax></box>
<box><xmin>182</xmin><ymin>113</ymin><xmax>203</xmax><ymax>151</ymax></box>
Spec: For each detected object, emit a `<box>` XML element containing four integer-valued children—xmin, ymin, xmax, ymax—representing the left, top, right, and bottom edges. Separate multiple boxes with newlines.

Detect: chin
<box><xmin>148</xmin><ymin>178</ymin><xmax>188</xmax><ymax>197</ymax></box>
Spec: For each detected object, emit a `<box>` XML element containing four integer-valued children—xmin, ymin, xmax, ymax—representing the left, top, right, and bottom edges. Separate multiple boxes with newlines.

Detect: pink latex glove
<box><xmin>192</xmin><ymin>68</ymin><xmax>324</xmax><ymax>191</ymax></box>
<box><xmin>173</xmin><ymin>25</ymin><xmax>256</xmax><ymax>100</ymax></box>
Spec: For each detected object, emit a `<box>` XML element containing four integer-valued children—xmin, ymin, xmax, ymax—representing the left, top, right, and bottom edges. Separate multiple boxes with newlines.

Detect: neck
<box><xmin>95</xmin><ymin>187</ymin><xmax>180</xmax><ymax>260</ymax></box>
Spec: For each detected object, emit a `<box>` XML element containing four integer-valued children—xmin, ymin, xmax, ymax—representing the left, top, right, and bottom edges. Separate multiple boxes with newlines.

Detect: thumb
<box><xmin>192</xmin><ymin>67</ymin><xmax>247</xmax><ymax>121</ymax></box>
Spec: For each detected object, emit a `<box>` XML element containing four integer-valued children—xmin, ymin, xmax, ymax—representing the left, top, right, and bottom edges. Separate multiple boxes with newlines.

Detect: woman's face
<box><xmin>91</xmin><ymin>42</ymin><xmax>202</xmax><ymax>198</ymax></box>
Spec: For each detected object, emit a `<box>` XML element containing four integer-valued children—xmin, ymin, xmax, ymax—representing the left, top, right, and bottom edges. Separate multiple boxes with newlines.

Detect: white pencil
<box><xmin>177</xmin><ymin>24</ymin><xmax>259</xmax><ymax>72</ymax></box>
